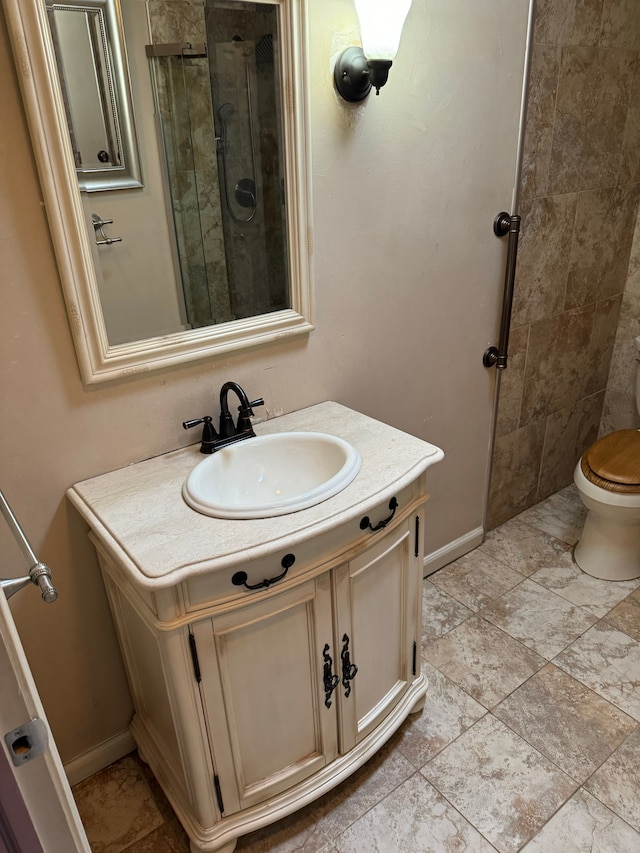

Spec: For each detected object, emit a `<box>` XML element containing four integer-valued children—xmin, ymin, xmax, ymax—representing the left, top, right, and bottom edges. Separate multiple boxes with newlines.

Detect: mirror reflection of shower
<box><xmin>145</xmin><ymin>0</ymin><xmax>289</xmax><ymax>327</ymax></box>
<box><xmin>208</xmin><ymin>10</ymin><xmax>288</xmax><ymax>323</ymax></box>
<box><xmin>216</xmin><ymin>100</ymin><xmax>257</xmax><ymax>223</ymax></box>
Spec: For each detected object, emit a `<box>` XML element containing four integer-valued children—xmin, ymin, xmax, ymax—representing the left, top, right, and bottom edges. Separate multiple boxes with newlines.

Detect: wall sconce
<box><xmin>334</xmin><ymin>0</ymin><xmax>412</xmax><ymax>102</ymax></box>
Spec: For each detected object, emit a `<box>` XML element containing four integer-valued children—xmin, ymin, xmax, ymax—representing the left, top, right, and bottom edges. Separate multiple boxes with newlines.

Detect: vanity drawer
<box><xmin>182</xmin><ymin>480</ymin><xmax>426</xmax><ymax>614</ymax></box>
<box><xmin>182</xmin><ymin>526</ymin><xmax>346</xmax><ymax>613</ymax></box>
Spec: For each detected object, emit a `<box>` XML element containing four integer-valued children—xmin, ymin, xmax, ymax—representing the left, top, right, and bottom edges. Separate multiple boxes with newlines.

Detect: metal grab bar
<box><xmin>483</xmin><ymin>212</ymin><xmax>522</xmax><ymax>371</ymax></box>
<box><xmin>0</xmin><ymin>490</ymin><xmax>58</xmax><ymax>603</ymax></box>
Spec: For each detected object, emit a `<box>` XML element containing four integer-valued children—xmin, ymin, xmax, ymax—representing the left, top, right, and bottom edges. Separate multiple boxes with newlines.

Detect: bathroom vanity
<box><xmin>67</xmin><ymin>402</ymin><xmax>443</xmax><ymax>852</ymax></box>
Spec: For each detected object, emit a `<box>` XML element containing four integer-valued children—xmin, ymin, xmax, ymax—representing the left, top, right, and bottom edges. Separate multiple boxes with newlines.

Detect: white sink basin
<box><xmin>183</xmin><ymin>432</ymin><xmax>361</xmax><ymax>519</ymax></box>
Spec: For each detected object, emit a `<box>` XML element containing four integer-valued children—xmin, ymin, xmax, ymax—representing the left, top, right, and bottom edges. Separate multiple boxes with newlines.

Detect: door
<box><xmin>333</xmin><ymin>517</ymin><xmax>421</xmax><ymax>752</ymax></box>
<box><xmin>194</xmin><ymin>576</ymin><xmax>338</xmax><ymax>813</ymax></box>
<box><xmin>0</xmin><ymin>590</ymin><xmax>90</xmax><ymax>853</ymax></box>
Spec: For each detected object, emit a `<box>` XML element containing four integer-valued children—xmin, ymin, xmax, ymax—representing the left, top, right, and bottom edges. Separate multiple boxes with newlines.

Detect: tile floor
<box><xmin>73</xmin><ymin>485</ymin><xmax>640</xmax><ymax>852</ymax></box>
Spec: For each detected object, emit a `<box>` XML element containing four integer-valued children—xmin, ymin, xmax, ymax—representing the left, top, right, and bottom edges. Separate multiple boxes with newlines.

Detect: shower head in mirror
<box><xmin>255</xmin><ymin>34</ymin><xmax>273</xmax><ymax>66</ymax></box>
<box><xmin>218</xmin><ymin>102</ymin><xmax>235</xmax><ymax>122</ymax></box>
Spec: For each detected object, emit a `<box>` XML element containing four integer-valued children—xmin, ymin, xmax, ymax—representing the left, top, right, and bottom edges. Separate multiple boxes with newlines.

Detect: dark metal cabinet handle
<box><xmin>360</xmin><ymin>497</ymin><xmax>398</xmax><ymax>532</ymax></box>
<box><xmin>341</xmin><ymin>634</ymin><xmax>358</xmax><ymax>697</ymax></box>
<box><xmin>322</xmin><ymin>644</ymin><xmax>340</xmax><ymax>708</ymax></box>
<box><xmin>231</xmin><ymin>553</ymin><xmax>295</xmax><ymax>591</ymax></box>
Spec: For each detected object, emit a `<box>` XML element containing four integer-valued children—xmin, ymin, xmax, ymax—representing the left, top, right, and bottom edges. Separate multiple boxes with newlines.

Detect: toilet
<box><xmin>573</xmin><ymin>335</ymin><xmax>640</xmax><ymax>580</ymax></box>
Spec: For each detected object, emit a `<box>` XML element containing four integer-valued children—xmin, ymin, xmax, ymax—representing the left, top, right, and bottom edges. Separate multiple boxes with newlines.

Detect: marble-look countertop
<box><xmin>67</xmin><ymin>402</ymin><xmax>444</xmax><ymax>589</ymax></box>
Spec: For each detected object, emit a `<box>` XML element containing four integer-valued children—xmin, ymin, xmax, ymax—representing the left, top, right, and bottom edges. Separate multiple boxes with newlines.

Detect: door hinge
<box><xmin>412</xmin><ymin>641</ymin><xmax>417</xmax><ymax>677</ymax></box>
<box><xmin>414</xmin><ymin>515</ymin><xmax>420</xmax><ymax>558</ymax></box>
<box><xmin>188</xmin><ymin>631</ymin><xmax>201</xmax><ymax>683</ymax></box>
<box><xmin>214</xmin><ymin>774</ymin><xmax>224</xmax><ymax>814</ymax></box>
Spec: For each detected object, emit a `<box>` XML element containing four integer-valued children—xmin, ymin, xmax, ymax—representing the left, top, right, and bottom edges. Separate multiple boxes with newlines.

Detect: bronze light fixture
<box><xmin>334</xmin><ymin>0</ymin><xmax>413</xmax><ymax>102</ymax></box>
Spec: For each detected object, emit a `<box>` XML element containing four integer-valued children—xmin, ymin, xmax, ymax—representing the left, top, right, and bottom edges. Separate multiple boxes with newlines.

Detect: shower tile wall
<box><xmin>147</xmin><ymin>0</ymin><xmax>233</xmax><ymax>327</ymax></box>
<box><xmin>487</xmin><ymin>0</ymin><xmax>640</xmax><ymax>529</ymax></box>
<box><xmin>205</xmin><ymin>2</ymin><xmax>289</xmax><ymax>319</ymax></box>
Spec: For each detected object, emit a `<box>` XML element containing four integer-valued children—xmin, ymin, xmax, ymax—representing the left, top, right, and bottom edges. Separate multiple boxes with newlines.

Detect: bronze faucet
<box><xmin>183</xmin><ymin>382</ymin><xmax>264</xmax><ymax>453</ymax></box>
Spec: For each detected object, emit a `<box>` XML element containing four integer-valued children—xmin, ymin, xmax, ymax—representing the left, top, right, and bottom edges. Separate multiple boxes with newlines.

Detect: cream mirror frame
<box><xmin>4</xmin><ymin>0</ymin><xmax>313</xmax><ymax>384</ymax></box>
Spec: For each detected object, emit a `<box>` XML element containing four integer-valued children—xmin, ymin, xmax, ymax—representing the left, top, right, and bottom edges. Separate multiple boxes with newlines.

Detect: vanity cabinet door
<box><xmin>192</xmin><ymin>575</ymin><xmax>339</xmax><ymax>814</ymax></box>
<box><xmin>333</xmin><ymin>514</ymin><xmax>422</xmax><ymax>753</ymax></box>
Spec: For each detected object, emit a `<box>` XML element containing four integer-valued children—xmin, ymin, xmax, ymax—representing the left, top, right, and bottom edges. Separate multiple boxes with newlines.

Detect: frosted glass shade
<box><xmin>355</xmin><ymin>0</ymin><xmax>412</xmax><ymax>61</ymax></box>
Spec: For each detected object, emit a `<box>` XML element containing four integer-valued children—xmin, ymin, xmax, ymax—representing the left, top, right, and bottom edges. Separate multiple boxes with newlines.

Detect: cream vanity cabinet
<box><xmin>68</xmin><ymin>403</ymin><xmax>443</xmax><ymax>853</ymax></box>
<box><xmin>191</xmin><ymin>512</ymin><xmax>423</xmax><ymax>815</ymax></box>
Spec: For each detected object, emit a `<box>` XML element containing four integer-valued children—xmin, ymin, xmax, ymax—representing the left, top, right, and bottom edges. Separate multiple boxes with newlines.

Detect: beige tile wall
<box><xmin>487</xmin><ymin>0</ymin><xmax>640</xmax><ymax>529</ymax></box>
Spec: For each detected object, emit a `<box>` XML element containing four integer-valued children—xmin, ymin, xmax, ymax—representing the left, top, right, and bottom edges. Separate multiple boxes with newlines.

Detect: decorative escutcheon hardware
<box><xmin>231</xmin><ymin>553</ymin><xmax>295</xmax><ymax>591</ymax></box>
<box><xmin>482</xmin><ymin>345</ymin><xmax>500</xmax><ymax>368</ymax></box>
<box><xmin>360</xmin><ymin>497</ymin><xmax>398</xmax><ymax>532</ymax></box>
<box><xmin>493</xmin><ymin>211</ymin><xmax>511</xmax><ymax>237</ymax></box>
<box><xmin>340</xmin><ymin>633</ymin><xmax>358</xmax><ymax>697</ymax></box>
<box><xmin>322</xmin><ymin>644</ymin><xmax>340</xmax><ymax>708</ymax></box>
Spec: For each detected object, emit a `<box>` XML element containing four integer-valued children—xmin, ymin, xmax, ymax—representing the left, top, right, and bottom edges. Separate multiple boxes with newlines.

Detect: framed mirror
<box><xmin>45</xmin><ymin>0</ymin><xmax>143</xmax><ymax>191</ymax></box>
<box><xmin>5</xmin><ymin>0</ymin><xmax>313</xmax><ymax>384</ymax></box>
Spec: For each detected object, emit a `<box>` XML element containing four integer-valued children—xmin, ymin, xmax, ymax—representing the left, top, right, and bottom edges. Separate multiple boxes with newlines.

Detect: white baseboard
<box><xmin>64</xmin><ymin>729</ymin><xmax>136</xmax><ymax>787</ymax></box>
<box><xmin>423</xmin><ymin>527</ymin><xmax>484</xmax><ymax>577</ymax></box>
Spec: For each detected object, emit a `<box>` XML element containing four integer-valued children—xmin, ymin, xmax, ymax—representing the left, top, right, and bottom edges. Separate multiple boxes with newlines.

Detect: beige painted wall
<box><xmin>602</xmin><ymin>208</ymin><xmax>640</xmax><ymax>432</ymax></box>
<box><xmin>83</xmin><ymin>0</ymin><xmax>187</xmax><ymax>344</ymax></box>
<box><xmin>0</xmin><ymin>0</ymin><xmax>527</xmax><ymax>764</ymax></box>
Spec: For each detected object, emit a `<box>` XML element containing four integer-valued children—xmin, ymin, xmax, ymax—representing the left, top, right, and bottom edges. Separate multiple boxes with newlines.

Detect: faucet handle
<box><xmin>183</xmin><ymin>415</ymin><xmax>218</xmax><ymax>454</ymax></box>
<box><xmin>236</xmin><ymin>398</ymin><xmax>265</xmax><ymax>433</ymax></box>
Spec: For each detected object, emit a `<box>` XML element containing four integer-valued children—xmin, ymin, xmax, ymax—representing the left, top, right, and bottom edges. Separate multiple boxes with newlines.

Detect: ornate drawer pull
<box><xmin>231</xmin><ymin>553</ymin><xmax>295</xmax><ymax>591</ymax></box>
<box><xmin>322</xmin><ymin>644</ymin><xmax>340</xmax><ymax>708</ymax></box>
<box><xmin>360</xmin><ymin>497</ymin><xmax>398</xmax><ymax>532</ymax></box>
<box><xmin>341</xmin><ymin>633</ymin><xmax>358</xmax><ymax>697</ymax></box>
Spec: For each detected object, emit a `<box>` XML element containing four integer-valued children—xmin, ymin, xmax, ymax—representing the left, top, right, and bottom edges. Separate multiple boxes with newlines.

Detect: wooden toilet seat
<box><xmin>581</xmin><ymin>430</ymin><xmax>640</xmax><ymax>494</ymax></box>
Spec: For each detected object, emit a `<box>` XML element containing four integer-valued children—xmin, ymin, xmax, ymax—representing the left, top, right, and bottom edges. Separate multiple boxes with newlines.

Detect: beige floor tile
<box><xmin>234</xmin><ymin>803</ymin><xmax>329</xmax><ymax>853</ymax></box>
<box><xmin>396</xmin><ymin>662</ymin><xmax>487</xmax><ymax>768</ymax></box>
<box><xmin>423</xmin><ymin>614</ymin><xmax>544</xmax><ymax>708</ymax></box>
<box><xmin>521</xmin><ymin>789</ymin><xmax>640</xmax><ymax>852</ymax></box>
<box><xmin>135</xmin><ymin>757</ymin><xmax>189</xmax><ymax>851</ymax></box>
<box><xmin>72</xmin><ymin>754</ymin><xmax>164</xmax><ymax>853</ymax></box>
<box><xmin>530</xmin><ymin>551</ymin><xmax>640</xmax><ymax>617</ymax></box>
<box><xmin>125</xmin><ymin>824</ymin><xmax>186</xmax><ymax>853</ymax></box>
<box><xmin>482</xmin><ymin>578</ymin><xmax>596</xmax><ymax>659</ymax></box>
<box><xmin>421</xmin><ymin>580</ymin><xmax>473</xmax><ymax>646</ymax></box>
<box><xmin>518</xmin><ymin>485</ymin><xmax>586</xmax><ymax>545</ymax></box>
<box><xmin>493</xmin><ymin>663</ymin><xmax>637</xmax><ymax>783</ymax></box>
<box><xmin>585</xmin><ymin>728</ymin><xmax>640</xmax><ymax>831</ymax></box>
<box><xmin>479</xmin><ymin>516</ymin><xmax>570</xmax><ymax>576</ymax></box>
<box><xmin>333</xmin><ymin>774</ymin><xmax>495</xmax><ymax>852</ymax></box>
<box><xmin>555</xmin><ymin>623</ymin><xmax>640</xmax><ymax>721</ymax></box>
<box><xmin>605</xmin><ymin>586</ymin><xmax>640</xmax><ymax>641</ymax></box>
<box><xmin>429</xmin><ymin>550</ymin><xmax>523</xmax><ymax>611</ymax></box>
<box><xmin>422</xmin><ymin>715</ymin><xmax>577</xmax><ymax>853</ymax></box>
